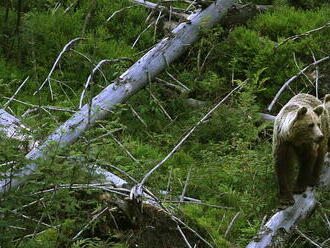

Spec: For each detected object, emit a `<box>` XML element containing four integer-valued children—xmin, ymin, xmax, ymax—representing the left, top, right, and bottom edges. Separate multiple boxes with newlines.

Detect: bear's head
<box><xmin>290</xmin><ymin>105</ymin><xmax>324</xmax><ymax>145</ymax></box>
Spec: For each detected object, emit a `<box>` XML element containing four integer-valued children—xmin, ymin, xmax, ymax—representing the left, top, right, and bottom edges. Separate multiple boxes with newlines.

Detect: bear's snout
<box><xmin>314</xmin><ymin>135</ymin><xmax>324</xmax><ymax>144</ymax></box>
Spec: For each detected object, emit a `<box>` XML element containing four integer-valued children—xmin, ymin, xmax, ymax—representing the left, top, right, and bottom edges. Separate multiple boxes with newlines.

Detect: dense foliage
<box><xmin>0</xmin><ymin>0</ymin><xmax>330</xmax><ymax>247</ymax></box>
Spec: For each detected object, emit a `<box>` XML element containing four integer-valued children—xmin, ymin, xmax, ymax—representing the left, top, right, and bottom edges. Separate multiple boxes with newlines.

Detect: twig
<box><xmin>101</xmin><ymin>163</ymin><xmax>138</xmax><ymax>184</ymax></box>
<box><xmin>164</xmin><ymin>167</ymin><xmax>173</xmax><ymax>201</ymax></box>
<box><xmin>277</xmin><ymin>22</ymin><xmax>330</xmax><ymax>48</ymax></box>
<box><xmin>322</xmin><ymin>237</ymin><xmax>330</xmax><ymax>246</ymax></box>
<box><xmin>224</xmin><ymin>211</ymin><xmax>240</xmax><ymax>238</ymax></box>
<box><xmin>166</xmin><ymin>71</ymin><xmax>190</xmax><ymax>92</ymax></box>
<box><xmin>310</xmin><ymin>50</ymin><xmax>320</xmax><ymax>98</ymax></box>
<box><xmin>70</xmin><ymin>49</ymin><xmax>109</xmax><ymax>83</ymax></box>
<box><xmin>200</xmin><ymin>44</ymin><xmax>216</xmax><ymax>73</ymax></box>
<box><xmin>3</xmin><ymin>97</ymin><xmax>76</xmax><ymax>113</ymax></box>
<box><xmin>168</xmin><ymin>200</ymin><xmax>234</xmax><ymax>209</ymax></box>
<box><xmin>33</xmin><ymin>37</ymin><xmax>85</xmax><ymax>99</ymax></box>
<box><xmin>3</xmin><ymin>76</ymin><xmax>29</xmax><ymax>109</ymax></box>
<box><xmin>107</xmin><ymin>6</ymin><xmax>137</xmax><ymax>22</ymax></box>
<box><xmin>295</xmin><ymin>227</ymin><xmax>322</xmax><ymax>248</ymax></box>
<box><xmin>8</xmin><ymin>225</ymin><xmax>26</xmax><ymax>231</ymax></box>
<box><xmin>131</xmin><ymin>0</ymin><xmax>190</xmax><ymax>18</ymax></box>
<box><xmin>98</xmin><ymin>123</ymin><xmax>139</xmax><ymax>163</ymax></box>
<box><xmin>79</xmin><ymin>58</ymin><xmax>133</xmax><ymax>108</ymax></box>
<box><xmin>155</xmin><ymin>77</ymin><xmax>187</xmax><ymax>93</ymax></box>
<box><xmin>132</xmin><ymin>21</ymin><xmax>156</xmax><ymax>48</ymax></box>
<box><xmin>138</xmin><ymin>82</ymin><xmax>245</xmax><ymax>187</ymax></box>
<box><xmin>172</xmin><ymin>215</ymin><xmax>214</xmax><ymax>248</ymax></box>
<box><xmin>52</xmin><ymin>2</ymin><xmax>61</xmax><ymax>15</ymax></box>
<box><xmin>12</xmin><ymin>197</ymin><xmax>45</xmax><ymax>212</ymax></box>
<box><xmin>21</xmin><ymin>108</ymin><xmax>39</xmax><ymax>118</ymax></box>
<box><xmin>177</xmin><ymin>224</ymin><xmax>193</xmax><ymax>248</ymax></box>
<box><xmin>110</xmin><ymin>133</ymin><xmax>139</xmax><ymax>162</ymax></box>
<box><xmin>72</xmin><ymin>207</ymin><xmax>109</xmax><ymax>240</ymax></box>
<box><xmin>32</xmin><ymin>183</ymin><xmax>130</xmax><ymax>197</ymax></box>
<box><xmin>63</xmin><ymin>0</ymin><xmax>78</xmax><ymax>14</ymax></box>
<box><xmin>146</xmin><ymin>88</ymin><xmax>173</xmax><ymax>121</ymax></box>
<box><xmin>24</xmin><ymin>228</ymin><xmax>53</xmax><ymax>238</ymax></box>
<box><xmin>10</xmin><ymin>210</ymin><xmax>53</xmax><ymax>229</ymax></box>
<box><xmin>267</xmin><ymin>56</ymin><xmax>330</xmax><ymax>112</ymax></box>
<box><xmin>292</xmin><ymin>53</ymin><xmax>313</xmax><ymax>88</ymax></box>
<box><xmin>128</xmin><ymin>104</ymin><xmax>147</xmax><ymax>127</ymax></box>
<box><xmin>186</xmin><ymin>0</ymin><xmax>197</xmax><ymax>12</ymax></box>
<box><xmin>180</xmin><ymin>165</ymin><xmax>192</xmax><ymax>202</ymax></box>
<box><xmin>154</xmin><ymin>10</ymin><xmax>163</xmax><ymax>42</ymax></box>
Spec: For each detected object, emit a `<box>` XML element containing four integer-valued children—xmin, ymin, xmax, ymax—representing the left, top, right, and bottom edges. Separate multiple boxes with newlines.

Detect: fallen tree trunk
<box><xmin>0</xmin><ymin>0</ymin><xmax>234</xmax><ymax>192</ymax></box>
<box><xmin>0</xmin><ymin>109</ymin><xmax>214</xmax><ymax>247</ymax></box>
<box><xmin>246</xmin><ymin>155</ymin><xmax>330</xmax><ymax>248</ymax></box>
<box><xmin>0</xmin><ymin>108</ymin><xmax>129</xmax><ymax>188</ymax></box>
<box><xmin>0</xmin><ymin>108</ymin><xmax>30</xmax><ymax>141</ymax></box>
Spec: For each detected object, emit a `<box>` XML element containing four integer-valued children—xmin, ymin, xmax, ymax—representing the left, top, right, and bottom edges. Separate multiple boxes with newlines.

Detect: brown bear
<box><xmin>273</xmin><ymin>93</ymin><xmax>330</xmax><ymax>205</ymax></box>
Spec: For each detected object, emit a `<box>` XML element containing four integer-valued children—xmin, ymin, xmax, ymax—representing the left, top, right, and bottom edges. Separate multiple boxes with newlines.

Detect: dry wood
<box><xmin>276</xmin><ymin>21</ymin><xmax>330</xmax><ymax>48</ymax></box>
<box><xmin>33</xmin><ymin>37</ymin><xmax>85</xmax><ymax>99</ymax></box>
<box><xmin>130</xmin><ymin>81</ymin><xmax>245</xmax><ymax>201</ymax></box>
<box><xmin>131</xmin><ymin>0</ymin><xmax>189</xmax><ymax>19</ymax></box>
<box><xmin>246</xmin><ymin>155</ymin><xmax>330</xmax><ymax>248</ymax></box>
<box><xmin>0</xmin><ymin>0</ymin><xmax>235</xmax><ymax>193</ymax></box>
<box><xmin>267</xmin><ymin>55</ymin><xmax>330</xmax><ymax>112</ymax></box>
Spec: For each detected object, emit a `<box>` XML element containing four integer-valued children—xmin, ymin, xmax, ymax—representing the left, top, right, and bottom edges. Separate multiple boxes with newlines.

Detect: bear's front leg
<box><xmin>310</xmin><ymin>146</ymin><xmax>327</xmax><ymax>186</ymax></box>
<box><xmin>294</xmin><ymin>144</ymin><xmax>315</xmax><ymax>194</ymax></box>
<box><xmin>274</xmin><ymin>143</ymin><xmax>295</xmax><ymax>205</ymax></box>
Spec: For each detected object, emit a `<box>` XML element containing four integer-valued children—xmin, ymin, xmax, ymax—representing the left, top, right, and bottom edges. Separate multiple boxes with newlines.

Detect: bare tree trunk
<box><xmin>0</xmin><ymin>108</ymin><xmax>129</xmax><ymax>188</ymax></box>
<box><xmin>246</xmin><ymin>156</ymin><xmax>330</xmax><ymax>248</ymax></box>
<box><xmin>0</xmin><ymin>0</ymin><xmax>234</xmax><ymax>192</ymax></box>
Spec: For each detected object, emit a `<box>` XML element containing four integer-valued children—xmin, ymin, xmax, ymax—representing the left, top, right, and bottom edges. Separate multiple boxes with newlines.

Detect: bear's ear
<box><xmin>314</xmin><ymin>105</ymin><xmax>324</xmax><ymax>116</ymax></box>
<box><xmin>297</xmin><ymin>106</ymin><xmax>307</xmax><ymax>118</ymax></box>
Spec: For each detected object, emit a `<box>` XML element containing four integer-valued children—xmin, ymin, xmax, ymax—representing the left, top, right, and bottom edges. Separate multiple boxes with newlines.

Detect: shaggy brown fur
<box><xmin>273</xmin><ymin>93</ymin><xmax>330</xmax><ymax>205</ymax></box>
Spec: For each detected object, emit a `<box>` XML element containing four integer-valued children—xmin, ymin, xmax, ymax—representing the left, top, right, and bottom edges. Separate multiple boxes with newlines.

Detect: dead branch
<box><xmin>79</xmin><ymin>58</ymin><xmax>133</xmax><ymax>108</ymax></box>
<box><xmin>0</xmin><ymin>108</ymin><xmax>219</xmax><ymax>246</ymax></box>
<box><xmin>0</xmin><ymin>109</ymin><xmax>131</xmax><ymax>190</ymax></box>
<box><xmin>3</xmin><ymin>76</ymin><xmax>29</xmax><ymax>109</ymax></box>
<box><xmin>259</xmin><ymin>113</ymin><xmax>275</xmax><ymax>122</ymax></box>
<box><xmin>107</xmin><ymin>6</ymin><xmax>137</xmax><ymax>22</ymax></box>
<box><xmin>132</xmin><ymin>20</ymin><xmax>158</xmax><ymax>48</ymax></box>
<box><xmin>156</xmin><ymin>77</ymin><xmax>188</xmax><ymax>93</ymax></box>
<box><xmin>295</xmin><ymin>228</ymin><xmax>322</xmax><ymax>248</ymax></box>
<box><xmin>166</xmin><ymin>71</ymin><xmax>191</xmax><ymax>92</ymax></box>
<box><xmin>180</xmin><ymin>165</ymin><xmax>193</xmax><ymax>202</ymax></box>
<box><xmin>131</xmin><ymin>81</ymin><xmax>245</xmax><ymax>201</ymax></box>
<box><xmin>246</xmin><ymin>156</ymin><xmax>330</xmax><ymax>248</ymax></box>
<box><xmin>224</xmin><ymin>211</ymin><xmax>240</xmax><ymax>238</ymax></box>
<box><xmin>33</xmin><ymin>37</ymin><xmax>85</xmax><ymax>99</ymax></box>
<box><xmin>267</xmin><ymin>55</ymin><xmax>330</xmax><ymax>112</ymax></box>
<box><xmin>131</xmin><ymin>0</ymin><xmax>190</xmax><ymax>19</ymax></box>
<box><xmin>0</xmin><ymin>108</ymin><xmax>36</xmax><ymax>150</ymax></box>
<box><xmin>3</xmin><ymin>97</ymin><xmax>76</xmax><ymax>113</ymax></box>
<box><xmin>146</xmin><ymin>88</ymin><xmax>173</xmax><ymax>121</ymax></box>
<box><xmin>73</xmin><ymin>207</ymin><xmax>110</xmax><ymax>240</ymax></box>
<box><xmin>310</xmin><ymin>50</ymin><xmax>320</xmax><ymax>98</ymax></box>
<box><xmin>277</xmin><ymin>21</ymin><xmax>330</xmax><ymax>48</ymax></box>
<box><xmin>0</xmin><ymin>0</ymin><xmax>235</xmax><ymax>194</ymax></box>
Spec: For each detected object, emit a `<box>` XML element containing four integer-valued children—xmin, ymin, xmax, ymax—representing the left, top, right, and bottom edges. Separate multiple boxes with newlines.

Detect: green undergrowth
<box><xmin>0</xmin><ymin>0</ymin><xmax>330</xmax><ymax>247</ymax></box>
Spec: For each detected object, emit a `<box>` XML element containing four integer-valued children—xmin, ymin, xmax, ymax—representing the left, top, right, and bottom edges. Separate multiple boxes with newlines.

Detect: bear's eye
<box><xmin>318</xmin><ymin>123</ymin><xmax>321</xmax><ymax>127</ymax></box>
<box><xmin>308</xmin><ymin>123</ymin><xmax>314</xmax><ymax>128</ymax></box>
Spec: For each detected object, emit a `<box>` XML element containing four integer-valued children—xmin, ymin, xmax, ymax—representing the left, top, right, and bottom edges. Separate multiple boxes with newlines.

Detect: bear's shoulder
<box><xmin>288</xmin><ymin>94</ymin><xmax>322</xmax><ymax>108</ymax></box>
